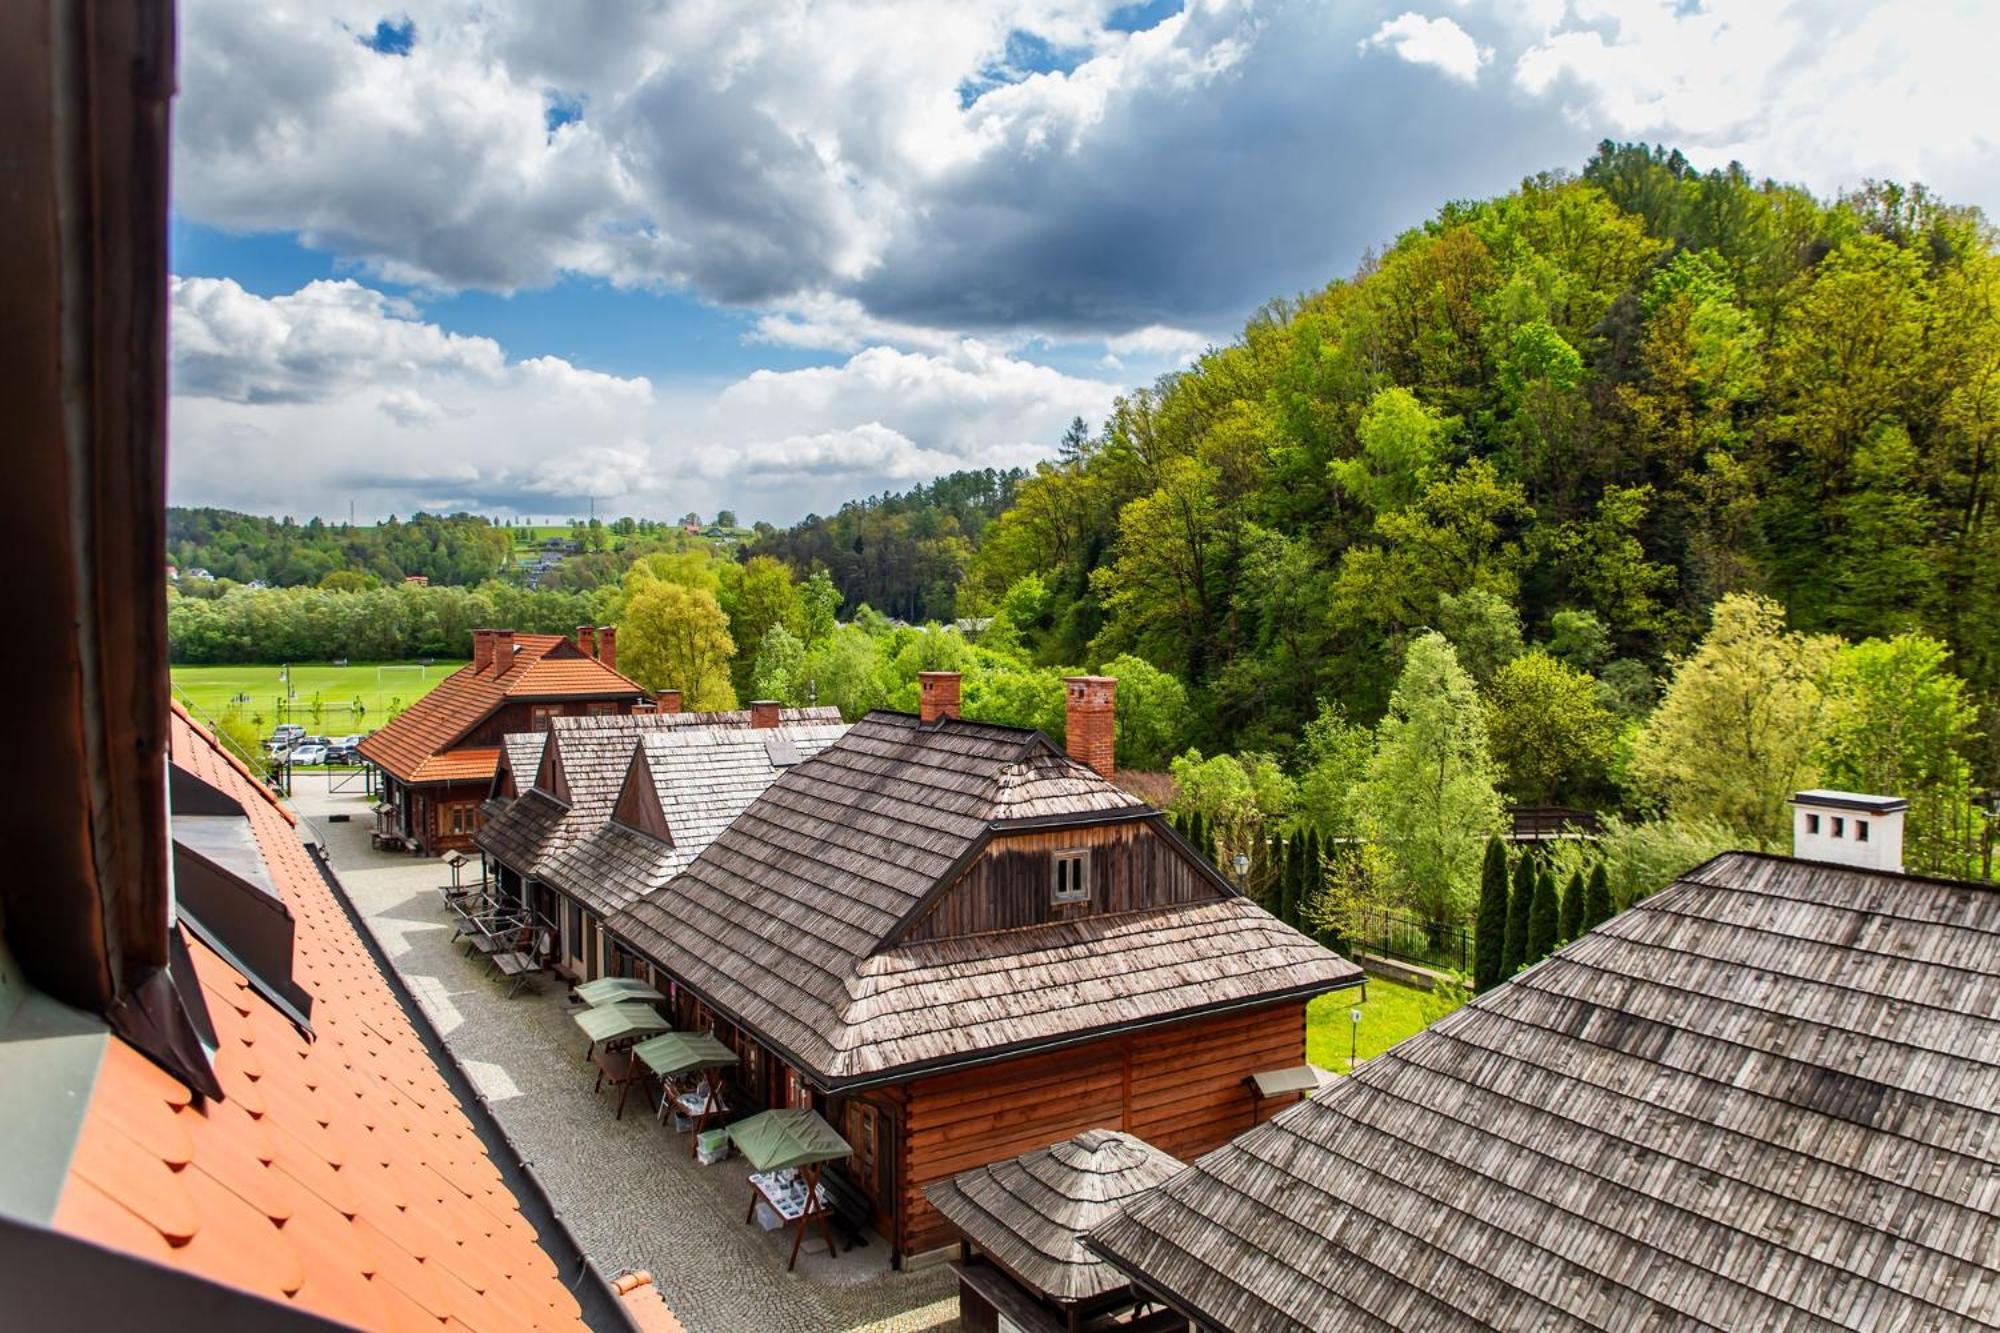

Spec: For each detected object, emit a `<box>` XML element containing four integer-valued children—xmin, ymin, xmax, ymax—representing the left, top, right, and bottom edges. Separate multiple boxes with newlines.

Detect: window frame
<box><xmin>1052</xmin><ymin>848</ymin><xmax>1091</xmax><ymax>904</ymax></box>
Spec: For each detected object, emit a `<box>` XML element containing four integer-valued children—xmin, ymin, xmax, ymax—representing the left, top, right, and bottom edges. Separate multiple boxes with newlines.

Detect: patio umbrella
<box><xmin>574</xmin><ymin>976</ymin><xmax>665</xmax><ymax>1007</ymax></box>
<box><xmin>732</xmin><ymin>1107</ymin><xmax>852</xmax><ymax>1270</ymax></box>
<box><xmin>631</xmin><ymin>1031</ymin><xmax>738</xmax><ymax>1078</ymax></box>
<box><xmin>572</xmin><ymin>1000</ymin><xmax>670</xmax><ymax>1048</ymax></box>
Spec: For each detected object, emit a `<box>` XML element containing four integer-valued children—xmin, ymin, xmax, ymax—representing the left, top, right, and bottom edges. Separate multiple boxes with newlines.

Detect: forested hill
<box><xmin>168</xmin><ymin>508</ymin><xmax>515</xmax><ymax>587</ymax></box>
<box><xmin>959</xmin><ymin>142</ymin><xmax>2000</xmax><ymax>762</ymax></box>
<box><xmin>748</xmin><ymin>466</ymin><xmax>1027</xmax><ymax>621</ymax></box>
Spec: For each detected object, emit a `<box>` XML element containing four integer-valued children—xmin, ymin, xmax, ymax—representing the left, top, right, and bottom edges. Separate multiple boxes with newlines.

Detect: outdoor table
<box><xmin>631</xmin><ymin>1031</ymin><xmax>739</xmax><ymax>1154</ymax></box>
<box><xmin>732</xmin><ymin>1107</ymin><xmax>851</xmax><ymax>1270</ymax></box>
<box><xmin>572</xmin><ymin>977</ymin><xmax>666</xmax><ymax>1008</ymax></box>
<box><xmin>572</xmin><ymin>1000</ymin><xmax>670</xmax><ymax>1063</ymax></box>
<box><xmin>591</xmin><ymin>1044</ymin><xmax>646</xmax><ymax>1119</ymax></box>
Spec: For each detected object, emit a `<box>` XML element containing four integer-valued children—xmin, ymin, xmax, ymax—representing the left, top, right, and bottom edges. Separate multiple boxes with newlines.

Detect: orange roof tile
<box><xmin>412</xmin><ymin>747</ymin><xmax>504</xmax><ymax>784</ymax></box>
<box><xmin>51</xmin><ymin>704</ymin><xmax>591</xmax><ymax>1331</ymax></box>
<box><xmin>358</xmin><ymin>633</ymin><xmax>644</xmax><ymax>785</ymax></box>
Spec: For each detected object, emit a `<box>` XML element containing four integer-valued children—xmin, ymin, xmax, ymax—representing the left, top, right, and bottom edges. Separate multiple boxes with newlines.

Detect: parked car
<box><xmin>287</xmin><ymin>744</ymin><xmax>329</xmax><ymax>766</ymax></box>
<box><xmin>265</xmin><ymin>724</ymin><xmax>305</xmax><ymax>754</ymax></box>
<box><xmin>326</xmin><ymin>744</ymin><xmax>359</xmax><ymax>764</ymax></box>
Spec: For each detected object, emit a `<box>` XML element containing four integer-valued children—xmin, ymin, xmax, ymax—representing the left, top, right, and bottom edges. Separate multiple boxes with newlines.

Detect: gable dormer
<box><xmin>611</xmin><ymin>746</ymin><xmax>673</xmax><ymax>846</ymax></box>
<box><xmin>896</xmin><ymin>810</ymin><xmax>1232</xmax><ymax>944</ymax></box>
<box><xmin>533</xmin><ymin>735</ymin><xmax>572</xmax><ymax>806</ymax></box>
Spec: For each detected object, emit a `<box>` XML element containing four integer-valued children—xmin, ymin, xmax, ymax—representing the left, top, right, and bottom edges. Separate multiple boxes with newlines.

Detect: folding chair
<box><xmin>491</xmin><ymin>927</ymin><xmax>556</xmax><ymax>998</ymax></box>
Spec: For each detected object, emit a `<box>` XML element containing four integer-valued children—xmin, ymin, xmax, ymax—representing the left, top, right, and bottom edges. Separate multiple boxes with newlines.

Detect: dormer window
<box><xmin>1053</xmin><ymin>849</ymin><xmax>1090</xmax><ymax>903</ymax></box>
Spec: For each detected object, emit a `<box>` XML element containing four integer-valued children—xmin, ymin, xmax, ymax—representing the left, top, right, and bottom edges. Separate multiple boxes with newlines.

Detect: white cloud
<box><xmin>168</xmin><ymin>275</ymin><xmax>1118</xmax><ymax>521</ymax></box>
<box><xmin>1361</xmin><ymin>13</ymin><xmax>1492</xmax><ymax>85</ymax></box>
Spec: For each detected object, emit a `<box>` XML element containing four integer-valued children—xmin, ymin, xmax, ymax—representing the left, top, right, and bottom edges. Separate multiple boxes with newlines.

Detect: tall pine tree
<box><xmin>1473</xmin><ymin>836</ymin><xmax>1510</xmax><ymax>992</ymax></box>
<box><xmin>1502</xmin><ymin>849</ymin><xmax>1536</xmax><ymax>977</ymax></box>
<box><xmin>1525</xmin><ymin>866</ymin><xmax>1561</xmax><ymax>964</ymax></box>
<box><xmin>1559</xmin><ymin>867</ymin><xmax>1587</xmax><ymax>943</ymax></box>
<box><xmin>1582</xmin><ymin>861</ymin><xmax>1614</xmax><ymax>931</ymax></box>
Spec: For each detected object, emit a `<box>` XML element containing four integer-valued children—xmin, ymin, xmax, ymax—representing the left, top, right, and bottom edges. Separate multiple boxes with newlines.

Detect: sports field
<box><xmin>171</xmin><ymin>660</ymin><xmax>463</xmax><ymax>734</ymax></box>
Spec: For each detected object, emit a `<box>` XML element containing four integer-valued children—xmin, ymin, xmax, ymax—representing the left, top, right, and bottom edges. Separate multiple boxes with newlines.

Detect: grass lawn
<box><xmin>171</xmin><ymin>660</ymin><xmax>464</xmax><ymax>735</ymax></box>
<box><xmin>1306</xmin><ymin>976</ymin><xmax>1463</xmax><ymax>1074</ymax></box>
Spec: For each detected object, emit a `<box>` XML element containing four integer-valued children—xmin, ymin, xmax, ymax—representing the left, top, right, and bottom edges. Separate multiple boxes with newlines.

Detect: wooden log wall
<box><xmin>895</xmin><ymin>1001</ymin><xmax>1307</xmax><ymax>1256</ymax></box>
<box><xmin>902</xmin><ymin>819</ymin><xmax>1223</xmax><ymax>942</ymax></box>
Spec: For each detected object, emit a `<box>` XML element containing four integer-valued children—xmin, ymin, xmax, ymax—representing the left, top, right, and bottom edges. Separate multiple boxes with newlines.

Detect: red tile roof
<box><xmin>358</xmin><ymin>634</ymin><xmax>643</xmax><ymax>785</ymax></box>
<box><xmin>412</xmin><ymin>747</ymin><xmax>505</xmax><ymax>785</ymax></box>
<box><xmin>51</xmin><ymin>705</ymin><xmax>591</xmax><ymax>1330</ymax></box>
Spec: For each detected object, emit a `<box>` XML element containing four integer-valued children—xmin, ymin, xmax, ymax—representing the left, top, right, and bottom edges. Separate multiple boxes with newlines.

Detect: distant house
<box><xmin>403</xmin><ymin>572</ymin><xmax>429</xmax><ymax>586</ymax></box>
<box><xmin>476</xmin><ymin>703</ymin><xmax>847</xmax><ymax>983</ymax></box>
<box><xmin>601</xmin><ymin>672</ymin><xmax>1362</xmax><ymax>1264</ymax></box>
<box><xmin>1088</xmin><ymin>818</ymin><xmax>2000</xmax><ymax>1330</ymax></box>
<box><xmin>357</xmin><ymin>625</ymin><xmax>646</xmax><ymax>855</ymax></box>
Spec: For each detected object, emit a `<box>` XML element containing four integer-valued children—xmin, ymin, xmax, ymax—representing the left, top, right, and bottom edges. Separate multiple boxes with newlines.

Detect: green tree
<box><xmin>1503</xmin><ymin>850</ymin><xmax>1536</xmax><ymax>978</ymax></box>
<box><xmin>1558</xmin><ymin>867</ymin><xmax>1586</xmax><ymax>943</ymax></box>
<box><xmin>799</xmin><ymin>569</ymin><xmax>842</xmax><ymax>644</ymax></box>
<box><xmin>749</xmin><ymin>624</ymin><xmax>807</xmax><ymax>703</ymax></box>
<box><xmin>719</xmin><ymin>555</ymin><xmax>803</xmax><ymax>696</ymax></box>
<box><xmin>1525</xmin><ymin>866</ymin><xmax>1561</xmax><ymax>964</ymax></box>
<box><xmin>1101</xmin><ymin>653</ymin><xmax>1194</xmax><ymax>771</ymax></box>
<box><xmin>1582</xmin><ymin>861</ymin><xmax>1613</xmax><ymax>931</ymax></box>
<box><xmin>1473</xmin><ymin>835</ymin><xmax>1511</xmax><ymax>992</ymax></box>
<box><xmin>1436</xmin><ymin>587</ymin><xmax>1523</xmax><ymax>685</ymax></box>
<box><xmin>1295</xmin><ymin>701</ymin><xmax>1374</xmax><ymax>838</ymax></box>
<box><xmin>1355</xmin><ymin>633</ymin><xmax>1505</xmax><ymax>944</ymax></box>
<box><xmin>1485</xmin><ymin>650</ymin><xmax>1618</xmax><ymax>806</ymax></box>
<box><xmin>620</xmin><ymin>582</ymin><xmax>738</xmax><ymax>709</ymax></box>
<box><xmin>1329</xmin><ymin>386</ymin><xmax>1454</xmax><ymax>515</ymax></box>
<box><xmin>1626</xmin><ymin>593</ymin><xmax>1836</xmax><ymax>842</ymax></box>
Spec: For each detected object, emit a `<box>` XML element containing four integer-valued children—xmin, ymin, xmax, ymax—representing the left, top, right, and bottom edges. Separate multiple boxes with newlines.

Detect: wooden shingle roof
<box><xmin>356</xmin><ymin>634</ymin><xmax>644</xmax><ymax>785</ymax></box>
<box><xmin>925</xmin><ymin>1129</ymin><xmax>1185</xmax><ymax>1304</ymax></box>
<box><xmin>607</xmin><ymin>711</ymin><xmax>1360</xmax><ymax>1087</ymax></box>
<box><xmin>1086</xmin><ymin>851</ymin><xmax>2000</xmax><ymax>1331</ymax></box>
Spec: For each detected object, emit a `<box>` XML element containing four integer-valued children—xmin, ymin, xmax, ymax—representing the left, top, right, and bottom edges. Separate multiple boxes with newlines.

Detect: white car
<box><xmin>287</xmin><ymin>744</ymin><xmax>329</xmax><ymax>766</ymax></box>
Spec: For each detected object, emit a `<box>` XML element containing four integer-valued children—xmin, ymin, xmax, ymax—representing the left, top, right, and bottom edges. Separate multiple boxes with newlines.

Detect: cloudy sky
<box><xmin>169</xmin><ymin>0</ymin><xmax>2000</xmax><ymax>525</ymax></box>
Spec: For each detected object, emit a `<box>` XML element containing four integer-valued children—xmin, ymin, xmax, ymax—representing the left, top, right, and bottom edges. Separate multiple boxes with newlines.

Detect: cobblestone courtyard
<box><xmin>291</xmin><ymin>783</ymin><xmax>957</xmax><ymax>1333</ymax></box>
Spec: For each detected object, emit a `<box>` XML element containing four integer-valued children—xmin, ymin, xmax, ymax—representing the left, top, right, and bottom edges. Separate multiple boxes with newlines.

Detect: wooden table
<box><xmin>590</xmin><ymin>1045</ymin><xmax>645</xmax><ymax>1120</ymax></box>
<box><xmin>747</xmin><ymin>1167</ymin><xmax>837</xmax><ymax>1271</ymax></box>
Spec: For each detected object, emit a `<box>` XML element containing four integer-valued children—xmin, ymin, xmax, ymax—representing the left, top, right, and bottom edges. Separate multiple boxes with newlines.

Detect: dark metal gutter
<box><xmin>301</xmin><ymin>840</ymin><xmax>639</xmax><ymax>1333</ymax></box>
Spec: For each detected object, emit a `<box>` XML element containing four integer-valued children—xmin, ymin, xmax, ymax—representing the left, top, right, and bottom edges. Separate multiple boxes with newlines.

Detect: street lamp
<box><xmin>1349</xmin><ymin>1007</ymin><xmax>1362</xmax><ymax>1070</ymax></box>
<box><xmin>1232</xmin><ymin>851</ymin><xmax>1250</xmax><ymax>883</ymax></box>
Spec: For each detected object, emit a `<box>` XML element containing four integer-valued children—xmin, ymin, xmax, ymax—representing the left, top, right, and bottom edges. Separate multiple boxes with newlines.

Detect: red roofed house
<box><xmin>359</xmin><ymin>625</ymin><xmax>649</xmax><ymax>855</ymax></box>
<box><xmin>2</xmin><ymin>22</ymin><xmax>682</xmax><ymax>1324</ymax></box>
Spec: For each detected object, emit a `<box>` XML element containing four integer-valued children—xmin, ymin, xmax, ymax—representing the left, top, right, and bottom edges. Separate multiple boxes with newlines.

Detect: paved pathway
<box><xmin>291</xmin><ymin>784</ymin><xmax>957</xmax><ymax>1333</ymax></box>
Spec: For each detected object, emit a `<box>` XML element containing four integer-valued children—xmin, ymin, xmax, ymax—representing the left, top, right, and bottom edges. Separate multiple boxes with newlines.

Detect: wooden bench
<box><xmin>591</xmin><ymin>1045</ymin><xmax>645</xmax><ymax>1120</ymax></box>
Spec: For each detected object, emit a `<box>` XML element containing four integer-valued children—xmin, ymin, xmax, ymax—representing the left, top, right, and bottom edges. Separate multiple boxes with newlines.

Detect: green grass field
<box><xmin>1306</xmin><ymin>976</ymin><xmax>1463</xmax><ymax>1074</ymax></box>
<box><xmin>171</xmin><ymin>660</ymin><xmax>464</xmax><ymax>735</ymax></box>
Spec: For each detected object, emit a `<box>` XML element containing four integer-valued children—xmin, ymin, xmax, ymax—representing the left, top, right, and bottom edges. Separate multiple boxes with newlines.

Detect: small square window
<box><xmin>1831</xmin><ymin>816</ymin><xmax>1845</xmax><ymax>838</ymax></box>
<box><xmin>1856</xmin><ymin>819</ymin><xmax>1869</xmax><ymax>842</ymax></box>
<box><xmin>1053</xmin><ymin>849</ymin><xmax>1090</xmax><ymax>904</ymax></box>
<box><xmin>1806</xmin><ymin>813</ymin><xmax>1820</xmax><ymax>835</ymax></box>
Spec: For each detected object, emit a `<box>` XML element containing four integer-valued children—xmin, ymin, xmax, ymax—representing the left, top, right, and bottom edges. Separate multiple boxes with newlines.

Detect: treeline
<box><xmin>748</xmin><ymin>467</ymin><xmax>1026</xmax><ymax>622</ymax></box>
<box><xmin>167</xmin><ymin>582</ymin><xmax>618</xmax><ymax>663</ymax></box>
<box><xmin>169</xmin><ymin>508</ymin><xmax>515</xmax><ymax>587</ymax></box>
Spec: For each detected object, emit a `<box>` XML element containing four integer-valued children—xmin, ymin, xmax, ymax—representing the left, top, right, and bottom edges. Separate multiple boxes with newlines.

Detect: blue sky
<box><xmin>165</xmin><ymin>0</ymin><xmax>2000</xmax><ymax>526</ymax></box>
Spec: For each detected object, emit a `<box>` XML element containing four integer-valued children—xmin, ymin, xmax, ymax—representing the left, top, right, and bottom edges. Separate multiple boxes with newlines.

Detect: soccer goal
<box><xmin>376</xmin><ymin>663</ymin><xmax>428</xmax><ymax>684</ymax></box>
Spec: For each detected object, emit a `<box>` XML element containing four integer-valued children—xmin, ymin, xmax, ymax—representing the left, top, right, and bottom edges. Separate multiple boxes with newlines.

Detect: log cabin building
<box><xmin>475</xmin><ymin>704</ymin><xmax>847</xmax><ymax>982</ymax></box>
<box><xmin>357</xmin><ymin>625</ymin><xmax>648</xmax><ymax>855</ymax></box>
<box><xmin>605</xmin><ymin>673</ymin><xmax>1364</xmax><ymax>1265</ymax></box>
<box><xmin>1086</xmin><ymin>841</ymin><xmax>2000</xmax><ymax>1330</ymax></box>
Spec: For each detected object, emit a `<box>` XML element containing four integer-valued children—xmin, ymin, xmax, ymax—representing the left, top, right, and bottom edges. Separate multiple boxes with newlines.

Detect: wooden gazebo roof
<box><xmin>926</xmin><ymin>1129</ymin><xmax>1184</xmax><ymax>1305</ymax></box>
<box><xmin>1087</xmin><ymin>851</ymin><xmax>2000</xmax><ymax>1330</ymax></box>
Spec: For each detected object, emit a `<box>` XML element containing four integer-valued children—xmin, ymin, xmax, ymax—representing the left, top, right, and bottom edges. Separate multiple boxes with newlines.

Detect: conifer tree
<box><xmin>1525</xmin><ymin>866</ymin><xmax>1561</xmax><ymax>963</ymax></box>
<box><xmin>1187</xmin><ymin>813</ymin><xmax>1207</xmax><ymax>865</ymax></box>
<box><xmin>1559</xmin><ymin>867</ymin><xmax>1586</xmax><ymax>943</ymax></box>
<box><xmin>1502</xmin><ymin>850</ymin><xmax>1535</xmax><ymax>977</ymax></box>
<box><xmin>1582</xmin><ymin>860</ymin><xmax>1614</xmax><ymax>931</ymax></box>
<box><xmin>1473</xmin><ymin>836</ymin><xmax>1510</xmax><ymax>992</ymax></box>
<box><xmin>1302</xmin><ymin>830</ymin><xmax>1323</xmax><ymax>936</ymax></box>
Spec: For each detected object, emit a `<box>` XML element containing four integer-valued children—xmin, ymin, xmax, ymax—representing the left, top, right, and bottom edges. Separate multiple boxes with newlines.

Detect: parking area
<box><xmin>290</xmin><ymin>785</ymin><xmax>958</xmax><ymax>1333</ymax></box>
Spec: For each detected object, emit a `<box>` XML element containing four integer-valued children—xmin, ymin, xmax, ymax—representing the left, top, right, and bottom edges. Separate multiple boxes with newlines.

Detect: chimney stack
<box><xmin>596</xmin><ymin>625</ymin><xmax>616</xmax><ymax>669</ymax></box>
<box><xmin>918</xmin><ymin>671</ymin><xmax>961</xmax><ymax>724</ymax></box>
<box><xmin>1064</xmin><ymin>676</ymin><xmax>1116</xmax><ymax>781</ymax></box>
<box><xmin>491</xmin><ymin>629</ymin><xmax>515</xmax><ymax>672</ymax></box>
<box><xmin>472</xmin><ymin>628</ymin><xmax>494</xmax><ymax>674</ymax></box>
<box><xmin>656</xmin><ymin>689</ymin><xmax>683</xmax><ymax>714</ymax></box>
<box><xmin>1791</xmin><ymin>790</ymin><xmax>1907</xmax><ymax>873</ymax></box>
<box><xmin>576</xmin><ymin>625</ymin><xmax>596</xmax><ymax>658</ymax></box>
<box><xmin>750</xmin><ymin>700</ymin><xmax>782</xmax><ymax>730</ymax></box>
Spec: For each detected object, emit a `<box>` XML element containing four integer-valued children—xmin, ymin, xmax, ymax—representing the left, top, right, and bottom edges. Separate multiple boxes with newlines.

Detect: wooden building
<box><xmin>606</xmin><ymin>674</ymin><xmax>1363</xmax><ymax>1264</ymax></box>
<box><xmin>925</xmin><ymin>1130</ymin><xmax>1185</xmax><ymax>1332</ymax></box>
<box><xmin>475</xmin><ymin>704</ymin><xmax>846</xmax><ymax>981</ymax></box>
<box><xmin>1087</xmin><ymin>850</ymin><xmax>2000</xmax><ymax>1330</ymax></box>
<box><xmin>357</xmin><ymin>625</ymin><xmax>647</xmax><ymax>855</ymax></box>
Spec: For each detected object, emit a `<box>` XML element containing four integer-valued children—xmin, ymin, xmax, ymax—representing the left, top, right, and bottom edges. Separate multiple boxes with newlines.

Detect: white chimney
<box><xmin>1790</xmin><ymin>791</ymin><xmax>1907</xmax><ymax>873</ymax></box>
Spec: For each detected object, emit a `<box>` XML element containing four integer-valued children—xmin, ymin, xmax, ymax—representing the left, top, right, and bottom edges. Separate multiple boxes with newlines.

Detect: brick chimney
<box><xmin>750</xmin><ymin>700</ymin><xmax>782</xmax><ymax>730</ymax></box>
<box><xmin>491</xmin><ymin>629</ymin><xmax>515</xmax><ymax>673</ymax></box>
<box><xmin>1064</xmin><ymin>676</ymin><xmax>1116</xmax><ymax>781</ymax></box>
<box><xmin>576</xmin><ymin>625</ymin><xmax>596</xmax><ymax>658</ymax></box>
<box><xmin>472</xmin><ymin>629</ymin><xmax>494</xmax><ymax>674</ymax></box>
<box><xmin>918</xmin><ymin>671</ymin><xmax>961</xmax><ymax>724</ymax></box>
<box><xmin>656</xmin><ymin>689</ymin><xmax>683</xmax><ymax>714</ymax></box>
<box><xmin>596</xmin><ymin>625</ymin><xmax>616</xmax><ymax>669</ymax></box>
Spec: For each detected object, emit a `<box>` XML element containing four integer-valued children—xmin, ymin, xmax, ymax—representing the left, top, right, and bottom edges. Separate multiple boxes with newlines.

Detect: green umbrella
<box><xmin>571</xmin><ymin>1000</ymin><xmax>669</xmax><ymax>1045</ymax></box>
<box><xmin>730</xmin><ymin>1107</ymin><xmax>850</xmax><ymax>1173</ymax></box>
<box><xmin>631</xmin><ymin>1031</ymin><xmax>739</xmax><ymax>1078</ymax></box>
<box><xmin>574</xmin><ymin>977</ymin><xmax>665</xmax><ymax>1007</ymax></box>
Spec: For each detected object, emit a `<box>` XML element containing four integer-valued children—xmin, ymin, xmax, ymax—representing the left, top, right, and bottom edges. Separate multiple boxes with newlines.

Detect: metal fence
<box><xmin>1345</xmin><ymin>904</ymin><xmax>1474</xmax><ymax>974</ymax></box>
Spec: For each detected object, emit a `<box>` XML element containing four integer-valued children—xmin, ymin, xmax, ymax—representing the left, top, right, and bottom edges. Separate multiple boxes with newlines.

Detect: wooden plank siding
<box><xmin>902</xmin><ymin>818</ymin><xmax>1224</xmax><ymax>942</ymax></box>
<box><xmin>458</xmin><ymin>696</ymin><xmax>635</xmax><ymax>749</ymax></box>
<box><xmin>897</xmin><ymin>1001</ymin><xmax>1308</xmax><ymax>1257</ymax></box>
